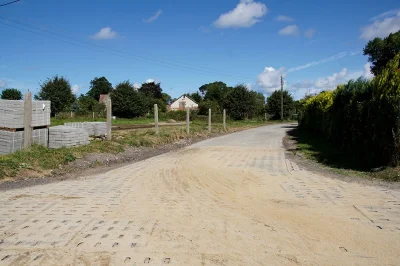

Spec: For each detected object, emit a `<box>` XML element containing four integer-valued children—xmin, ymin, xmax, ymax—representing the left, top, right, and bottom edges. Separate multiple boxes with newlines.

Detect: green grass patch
<box><xmin>0</xmin><ymin>119</ymin><xmax>275</xmax><ymax>180</ymax></box>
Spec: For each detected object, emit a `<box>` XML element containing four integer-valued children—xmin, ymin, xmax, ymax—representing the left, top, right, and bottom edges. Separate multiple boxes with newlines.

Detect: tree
<box><xmin>35</xmin><ymin>76</ymin><xmax>75</xmax><ymax>115</ymax></box>
<box><xmin>161</xmin><ymin>92</ymin><xmax>172</xmax><ymax>105</ymax></box>
<box><xmin>250</xmin><ymin>91</ymin><xmax>266</xmax><ymax>116</ymax></box>
<box><xmin>1</xmin><ymin>88</ymin><xmax>22</xmax><ymax>100</ymax></box>
<box><xmin>224</xmin><ymin>85</ymin><xmax>256</xmax><ymax>120</ymax></box>
<box><xmin>139</xmin><ymin>82</ymin><xmax>163</xmax><ymax>99</ymax></box>
<box><xmin>198</xmin><ymin>81</ymin><xmax>231</xmax><ymax>112</ymax></box>
<box><xmin>184</xmin><ymin>92</ymin><xmax>202</xmax><ymax>104</ymax></box>
<box><xmin>266</xmin><ymin>90</ymin><xmax>295</xmax><ymax>120</ymax></box>
<box><xmin>199</xmin><ymin>81</ymin><xmax>229</xmax><ymax>101</ymax></box>
<box><xmin>87</xmin><ymin>77</ymin><xmax>113</xmax><ymax>101</ymax></box>
<box><xmin>198</xmin><ymin>99</ymin><xmax>220</xmax><ymax>116</ymax></box>
<box><xmin>76</xmin><ymin>94</ymin><xmax>97</xmax><ymax>114</ymax></box>
<box><xmin>110</xmin><ymin>81</ymin><xmax>149</xmax><ymax>118</ymax></box>
<box><xmin>363</xmin><ymin>30</ymin><xmax>400</xmax><ymax>76</ymax></box>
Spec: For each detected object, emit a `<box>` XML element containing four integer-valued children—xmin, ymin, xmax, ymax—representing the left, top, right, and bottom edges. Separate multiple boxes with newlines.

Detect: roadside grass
<box><xmin>287</xmin><ymin>127</ymin><xmax>400</xmax><ymax>182</ymax></box>
<box><xmin>0</xmin><ymin>119</ymin><xmax>271</xmax><ymax>180</ymax></box>
<box><xmin>51</xmin><ymin>117</ymin><xmax>160</xmax><ymax>126</ymax></box>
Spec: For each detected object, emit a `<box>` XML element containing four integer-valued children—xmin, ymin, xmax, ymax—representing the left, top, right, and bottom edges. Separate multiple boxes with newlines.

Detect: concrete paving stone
<box><xmin>64</xmin><ymin>122</ymin><xmax>106</xmax><ymax>136</ymax></box>
<box><xmin>0</xmin><ymin>100</ymin><xmax>50</xmax><ymax>129</ymax></box>
<box><xmin>0</xmin><ymin>124</ymin><xmax>399</xmax><ymax>265</ymax></box>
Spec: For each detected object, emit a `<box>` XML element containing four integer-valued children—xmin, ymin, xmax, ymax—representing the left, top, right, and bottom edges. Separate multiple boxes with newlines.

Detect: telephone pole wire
<box><xmin>281</xmin><ymin>75</ymin><xmax>284</xmax><ymax>121</ymax></box>
<box><xmin>0</xmin><ymin>0</ymin><xmax>20</xmax><ymax>7</ymax></box>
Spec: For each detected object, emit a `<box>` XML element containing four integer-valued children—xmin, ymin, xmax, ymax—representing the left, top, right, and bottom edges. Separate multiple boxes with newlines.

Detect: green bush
<box><xmin>300</xmin><ymin>54</ymin><xmax>400</xmax><ymax>167</ymax></box>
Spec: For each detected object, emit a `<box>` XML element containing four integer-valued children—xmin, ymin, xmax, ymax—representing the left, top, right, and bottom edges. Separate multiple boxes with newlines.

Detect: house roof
<box><xmin>170</xmin><ymin>94</ymin><xmax>198</xmax><ymax>105</ymax></box>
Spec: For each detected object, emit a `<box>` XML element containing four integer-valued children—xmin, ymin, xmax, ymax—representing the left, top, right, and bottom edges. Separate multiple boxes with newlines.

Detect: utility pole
<box><xmin>281</xmin><ymin>75</ymin><xmax>284</xmax><ymax>121</ymax></box>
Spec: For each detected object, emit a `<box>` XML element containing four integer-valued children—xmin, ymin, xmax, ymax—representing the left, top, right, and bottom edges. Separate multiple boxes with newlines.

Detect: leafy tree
<box><xmin>1</xmin><ymin>88</ymin><xmax>22</xmax><ymax>100</ymax></box>
<box><xmin>250</xmin><ymin>91</ymin><xmax>266</xmax><ymax>116</ymax></box>
<box><xmin>76</xmin><ymin>94</ymin><xmax>98</xmax><ymax>114</ymax></box>
<box><xmin>363</xmin><ymin>30</ymin><xmax>400</xmax><ymax>75</ymax></box>
<box><xmin>161</xmin><ymin>92</ymin><xmax>172</xmax><ymax>105</ymax></box>
<box><xmin>266</xmin><ymin>90</ymin><xmax>295</xmax><ymax>120</ymax></box>
<box><xmin>139</xmin><ymin>82</ymin><xmax>163</xmax><ymax>99</ymax></box>
<box><xmin>224</xmin><ymin>85</ymin><xmax>256</xmax><ymax>120</ymax></box>
<box><xmin>198</xmin><ymin>100</ymin><xmax>220</xmax><ymax>115</ymax></box>
<box><xmin>87</xmin><ymin>77</ymin><xmax>113</xmax><ymax>101</ymax></box>
<box><xmin>199</xmin><ymin>81</ymin><xmax>229</xmax><ymax>101</ymax></box>
<box><xmin>35</xmin><ymin>76</ymin><xmax>75</xmax><ymax>115</ymax></box>
<box><xmin>184</xmin><ymin>92</ymin><xmax>202</xmax><ymax>104</ymax></box>
<box><xmin>110</xmin><ymin>81</ymin><xmax>149</xmax><ymax>118</ymax></box>
<box><xmin>198</xmin><ymin>81</ymin><xmax>231</xmax><ymax>112</ymax></box>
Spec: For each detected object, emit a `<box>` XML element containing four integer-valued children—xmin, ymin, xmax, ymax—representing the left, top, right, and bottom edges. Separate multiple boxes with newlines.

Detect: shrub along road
<box><xmin>0</xmin><ymin>124</ymin><xmax>399</xmax><ymax>265</ymax></box>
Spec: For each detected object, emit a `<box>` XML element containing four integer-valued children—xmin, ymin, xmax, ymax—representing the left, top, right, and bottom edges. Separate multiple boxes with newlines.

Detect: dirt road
<box><xmin>0</xmin><ymin>124</ymin><xmax>399</xmax><ymax>265</ymax></box>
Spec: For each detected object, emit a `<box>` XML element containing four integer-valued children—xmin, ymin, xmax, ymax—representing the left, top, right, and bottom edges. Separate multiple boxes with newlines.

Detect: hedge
<box><xmin>299</xmin><ymin>54</ymin><xmax>400</xmax><ymax>167</ymax></box>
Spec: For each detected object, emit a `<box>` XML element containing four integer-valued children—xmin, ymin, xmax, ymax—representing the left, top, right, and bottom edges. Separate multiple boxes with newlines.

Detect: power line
<box><xmin>0</xmin><ymin>0</ymin><xmax>19</xmax><ymax>7</ymax></box>
<box><xmin>0</xmin><ymin>15</ymin><xmax>253</xmax><ymax>81</ymax></box>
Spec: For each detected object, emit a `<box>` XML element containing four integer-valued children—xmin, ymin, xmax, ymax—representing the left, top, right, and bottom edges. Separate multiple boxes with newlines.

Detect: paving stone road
<box><xmin>0</xmin><ymin>124</ymin><xmax>399</xmax><ymax>265</ymax></box>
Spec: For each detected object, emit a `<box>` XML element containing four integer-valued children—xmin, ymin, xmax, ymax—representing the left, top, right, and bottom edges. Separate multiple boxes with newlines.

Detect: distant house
<box><xmin>99</xmin><ymin>94</ymin><xmax>110</xmax><ymax>103</ymax></box>
<box><xmin>169</xmin><ymin>95</ymin><xmax>198</xmax><ymax>111</ymax></box>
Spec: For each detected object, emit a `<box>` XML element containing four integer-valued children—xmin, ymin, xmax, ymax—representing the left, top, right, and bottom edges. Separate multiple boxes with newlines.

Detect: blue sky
<box><xmin>0</xmin><ymin>0</ymin><xmax>399</xmax><ymax>100</ymax></box>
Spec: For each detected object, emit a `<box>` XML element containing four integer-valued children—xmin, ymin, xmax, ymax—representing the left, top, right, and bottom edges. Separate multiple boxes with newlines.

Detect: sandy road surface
<box><xmin>0</xmin><ymin>124</ymin><xmax>399</xmax><ymax>265</ymax></box>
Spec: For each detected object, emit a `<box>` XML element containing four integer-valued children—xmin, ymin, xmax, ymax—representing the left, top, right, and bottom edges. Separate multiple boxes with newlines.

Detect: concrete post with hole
<box><xmin>186</xmin><ymin>107</ymin><xmax>190</xmax><ymax>134</ymax></box>
<box><xmin>106</xmin><ymin>98</ymin><xmax>112</xmax><ymax>141</ymax></box>
<box><xmin>208</xmin><ymin>108</ymin><xmax>212</xmax><ymax>132</ymax></box>
<box><xmin>154</xmin><ymin>104</ymin><xmax>159</xmax><ymax>135</ymax></box>
<box><xmin>223</xmin><ymin>109</ymin><xmax>226</xmax><ymax>131</ymax></box>
<box><xmin>23</xmin><ymin>91</ymin><xmax>32</xmax><ymax>148</ymax></box>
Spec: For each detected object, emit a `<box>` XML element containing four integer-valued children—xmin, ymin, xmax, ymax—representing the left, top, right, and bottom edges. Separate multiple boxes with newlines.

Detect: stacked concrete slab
<box><xmin>0</xmin><ymin>128</ymin><xmax>48</xmax><ymax>155</ymax></box>
<box><xmin>49</xmin><ymin>126</ymin><xmax>89</xmax><ymax>149</ymax></box>
<box><xmin>0</xmin><ymin>100</ymin><xmax>51</xmax><ymax>128</ymax></box>
<box><xmin>64</xmin><ymin>122</ymin><xmax>107</xmax><ymax>136</ymax></box>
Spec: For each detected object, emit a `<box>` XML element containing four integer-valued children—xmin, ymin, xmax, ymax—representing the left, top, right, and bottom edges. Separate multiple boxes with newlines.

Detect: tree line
<box><xmin>298</xmin><ymin>30</ymin><xmax>400</xmax><ymax>168</ymax></box>
<box><xmin>1</xmin><ymin>75</ymin><xmax>297</xmax><ymax>120</ymax></box>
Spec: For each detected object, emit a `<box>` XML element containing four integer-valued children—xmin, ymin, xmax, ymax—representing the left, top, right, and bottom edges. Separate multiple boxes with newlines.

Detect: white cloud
<box><xmin>133</xmin><ymin>83</ymin><xmax>141</xmax><ymax>89</ymax></box>
<box><xmin>314</xmin><ymin>68</ymin><xmax>348</xmax><ymax>89</ymax></box>
<box><xmin>304</xmin><ymin>28</ymin><xmax>316</xmax><ymax>38</ymax></box>
<box><xmin>145</xmin><ymin>79</ymin><xmax>155</xmax><ymax>83</ymax></box>
<box><xmin>90</xmin><ymin>27</ymin><xmax>118</xmax><ymax>40</ymax></box>
<box><xmin>71</xmin><ymin>85</ymin><xmax>81</xmax><ymax>94</ymax></box>
<box><xmin>288</xmin><ymin>52</ymin><xmax>348</xmax><ymax>72</ymax></box>
<box><xmin>361</xmin><ymin>10</ymin><xmax>400</xmax><ymax>39</ymax></box>
<box><xmin>279</xmin><ymin>25</ymin><xmax>300</xmax><ymax>36</ymax></box>
<box><xmin>144</xmin><ymin>9</ymin><xmax>162</xmax><ymax>23</ymax></box>
<box><xmin>257</xmin><ymin>66</ymin><xmax>285</xmax><ymax>93</ymax></box>
<box><xmin>350</xmin><ymin>51</ymin><xmax>362</xmax><ymax>56</ymax></box>
<box><xmin>370</xmin><ymin>9</ymin><xmax>400</xmax><ymax>21</ymax></box>
<box><xmin>0</xmin><ymin>79</ymin><xmax>6</xmax><ymax>88</ymax></box>
<box><xmin>213</xmin><ymin>0</ymin><xmax>267</xmax><ymax>28</ymax></box>
<box><xmin>362</xmin><ymin>62</ymin><xmax>374</xmax><ymax>80</ymax></box>
<box><xmin>246</xmin><ymin>83</ymin><xmax>253</xmax><ymax>90</ymax></box>
<box><xmin>290</xmin><ymin>65</ymin><xmax>375</xmax><ymax>99</ymax></box>
<box><xmin>276</xmin><ymin>15</ymin><xmax>293</xmax><ymax>22</ymax></box>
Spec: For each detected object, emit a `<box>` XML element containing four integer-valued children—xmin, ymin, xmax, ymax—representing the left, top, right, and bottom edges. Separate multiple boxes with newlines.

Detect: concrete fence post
<box><xmin>208</xmin><ymin>108</ymin><xmax>212</xmax><ymax>133</ymax></box>
<box><xmin>154</xmin><ymin>104</ymin><xmax>159</xmax><ymax>135</ymax></box>
<box><xmin>93</xmin><ymin>111</ymin><xmax>95</xmax><ymax>119</ymax></box>
<box><xmin>186</xmin><ymin>107</ymin><xmax>190</xmax><ymax>134</ymax></box>
<box><xmin>223</xmin><ymin>109</ymin><xmax>226</xmax><ymax>131</ymax></box>
<box><xmin>23</xmin><ymin>91</ymin><xmax>32</xmax><ymax>148</ymax></box>
<box><xmin>106</xmin><ymin>99</ymin><xmax>112</xmax><ymax>141</ymax></box>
